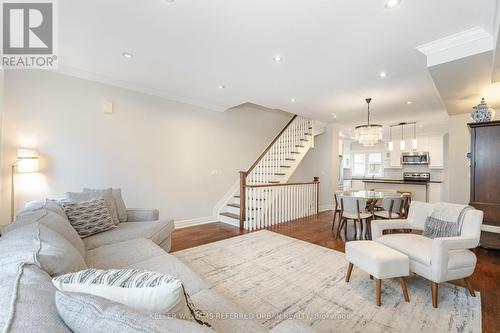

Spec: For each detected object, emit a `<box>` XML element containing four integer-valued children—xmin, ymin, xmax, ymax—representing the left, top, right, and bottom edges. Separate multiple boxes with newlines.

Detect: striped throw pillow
<box><xmin>52</xmin><ymin>269</ymin><xmax>209</xmax><ymax>325</ymax></box>
<box><xmin>59</xmin><ymin>199</ymin><xmax>115</xmax><ymax>238</ymax></box>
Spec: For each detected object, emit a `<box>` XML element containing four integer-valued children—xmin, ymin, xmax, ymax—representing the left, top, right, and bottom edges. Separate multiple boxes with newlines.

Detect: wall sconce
<box><xmin>10</xmin><ymin>148</ymin><xmax>39</xmax><ymax>221</ymax></box>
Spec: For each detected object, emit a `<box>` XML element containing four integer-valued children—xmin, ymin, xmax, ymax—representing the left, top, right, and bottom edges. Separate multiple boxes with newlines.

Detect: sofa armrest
<box><xmin>371</xmin><ymin>219</ymin><xmax>415</xmax><ymax>240</ymax></box>
<box><xmin>431</xmin><ymin>236</ymin><xmax>479</xmax><ymax>282</ymax></box>
<box><xmin>125</xmin><ymin>208</ymin><xmax>159</xmax><ymax>222</ymax></box>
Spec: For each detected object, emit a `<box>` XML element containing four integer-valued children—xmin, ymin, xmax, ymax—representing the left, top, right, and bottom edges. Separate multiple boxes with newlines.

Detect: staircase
<box><xmin>219</xmin><ymin>115</ymin><xmax>322</xmax><ymax>230</ymax></box>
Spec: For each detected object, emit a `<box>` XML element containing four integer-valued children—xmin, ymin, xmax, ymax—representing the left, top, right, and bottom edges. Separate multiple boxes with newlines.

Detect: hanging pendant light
<box><xmin>355</xmin><ymin>98</ymin><xmax>383</xmax><ymax>147</ymax></box>
<box><xmin>400</xmin><ymin>124</ymin><xmax>405</xmax><ymax>150</ymax></box>
<box><xmin>388</xmin><ymin>126</ymin><xmax>394</xmax><ymax>151</ymax></box>
<box><xmin>412</xmin><ymin>122</ymin><xmax>418</xmax><ymax>151</ymax></box>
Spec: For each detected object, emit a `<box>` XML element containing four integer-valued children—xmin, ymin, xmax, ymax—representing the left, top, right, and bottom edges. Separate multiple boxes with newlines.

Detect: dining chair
<box><xmin>332</xmin><ymin>191</ymin><xmax>342</xmax><ymax>231</ymax></box>
<box><xmin>373</xmin><ymin>197</ymin><xmax>405</xmax><ymax>220</ymax></box>
<box><xmin>338</xmin><ymin>196</ymin><xmax>372</xmax><ymax>240</ymax></box>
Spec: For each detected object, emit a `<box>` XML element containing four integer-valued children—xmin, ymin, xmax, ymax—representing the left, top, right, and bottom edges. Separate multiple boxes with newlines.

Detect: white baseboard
<box><xmin>174</xmin><ymin>216</ymin><xmax>217</xmax><ymax>229</ymax></box>
<box><xmin>481</xmin><ymin>224</ymin><xmax>500</xmax><ymax>234</ymax></box>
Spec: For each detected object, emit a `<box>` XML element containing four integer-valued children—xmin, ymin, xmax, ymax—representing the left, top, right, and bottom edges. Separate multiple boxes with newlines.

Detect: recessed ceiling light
<box><xmin>290</xmin><ymin>98</ymin><xmax>296</xmax><ymax>103</ymax></box>
<box><xmin>419</xmin><ymin>124</ymin><xmax>423</xmax><ymax>128</ymax></box>
<box><xmin>273</xmin><ymin>55</ymin><xmax>283</xmax><ymax>63</ymax></box>
<box><xmin>218</xmin><ymin>85</ymin><xmax>225</xmax><ymax>89</ymax></box>
<box><xmin>384</xmin><ymin>0</ymin><xmax>401</xmax><ymax>9</ymax></box>
<box><xmin>406</xmin><ymin>101</ymin><xmax>412</xmax><ymax>105</ymax></box>
<box><xmin>122</xmin><ymin>52</ymin><xmax>133</xmax><ymax>59</ymax></box>
<box><xmin>379</xmin><ymin>71</ymin><xmax>387</xmax><ymax>78</ymax></box>
<box><xmin>331</xmin><ymin>113</ymin><xmax>337</xmax><ymax>118</ymax></box>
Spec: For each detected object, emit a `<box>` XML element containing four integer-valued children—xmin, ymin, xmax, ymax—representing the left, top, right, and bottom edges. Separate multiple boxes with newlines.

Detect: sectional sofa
<box><xmin>0</xmin><ymin>199</ymin><xmax>311</xmax><ymax>333</ymax></box>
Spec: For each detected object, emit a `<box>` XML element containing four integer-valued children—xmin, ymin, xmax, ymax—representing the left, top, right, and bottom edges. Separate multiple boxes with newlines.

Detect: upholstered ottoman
<box><xmin>345</xmin><ymin>240</ymin><xmax>410</xmax><ymax>306</ymax></box>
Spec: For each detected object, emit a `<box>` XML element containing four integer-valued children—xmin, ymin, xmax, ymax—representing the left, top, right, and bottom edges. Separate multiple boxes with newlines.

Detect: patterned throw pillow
<box><xmin>60</xmin><ymin>199</ymin><xmax>116</xmax><ymax>238</ymax></box>
<box><xmin>52</xmin><ymin>269</ymin><xmax>208</xmax><ymax>325</ymax></box>
<box><xmin>422</xmin><ymin>216</ymin><xmax>460</xmax><ymax>239</ymax></box>
<box><xmin>66</xmin><ymin>189</ymin><xmax>120</xmax><ymax>225</ymax></box>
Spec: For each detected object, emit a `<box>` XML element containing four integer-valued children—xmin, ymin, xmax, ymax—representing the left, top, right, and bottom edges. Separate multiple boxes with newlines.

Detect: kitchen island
<box><xmin>347</xmin><ymin>178</ymin><xmax>443</xmax><ymax>202</ymax></box>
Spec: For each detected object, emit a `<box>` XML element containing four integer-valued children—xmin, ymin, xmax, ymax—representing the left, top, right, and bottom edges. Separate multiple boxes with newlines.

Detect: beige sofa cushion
<box><xmin>86</xmin><ymin>239</ymin><xmax>166</xmax><ymax>269</ymax></box>
<box><xmin>0</xmin><ymin>264</ymin><xmax>71</xmax><ymax>333</ymax></box>
<box><xmin>83</xmin><ymin>219</ymin><xmax>174</xmax><ymax>250</ymax></box>
<box><xmin>6</xmin><ymin>199</ymin><xmax>86</xmax><ymax>257</ymax></box>
<box><xmin>126</xmin><ymin>254</ymin><xmax>211</xmax><ymax>295</ymax></box>
<box><xmin>2</xmin><ymin>223</ymin><xmax>87</xmax><ymax>276</ymax></box>
<box><xmin>55</xmin><ymin>292</ymin><xmax>215</xmax><ymax>333</ymax></box>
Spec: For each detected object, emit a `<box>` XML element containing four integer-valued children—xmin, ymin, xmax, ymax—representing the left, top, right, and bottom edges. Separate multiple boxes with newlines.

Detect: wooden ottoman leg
<box><xmin>431</xmin><ymin>282</ymin><xmax>438</xmax><ymax>308</ymax></box>
<box><xmin>375</xmin><ymin>279</ymin><xmax>381</xmax><ymax>306</ymax></box>
<box><xmin>399</xmin><ymin>277</ymin><xmax>410</xmax><ymax>302</ymax></box>
<box><xmin>345</xmin><ymin>263</ymin><xmax>353</xmax><ymax>282</ymax></box>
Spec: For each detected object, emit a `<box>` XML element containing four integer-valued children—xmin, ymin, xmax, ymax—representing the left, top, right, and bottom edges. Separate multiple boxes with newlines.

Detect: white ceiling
<box><xmin>57</xmin><ymin>0</ymin><xmax>497</xmax><ymax>127</ymax></box>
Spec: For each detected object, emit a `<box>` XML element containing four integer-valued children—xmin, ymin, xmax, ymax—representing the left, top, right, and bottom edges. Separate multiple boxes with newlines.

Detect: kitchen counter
<box><xmin>345</xmin><ymin>178</ymin><xmax>444</xmax><ymax>202</ymax></box>
<box><xmin>348</xmin><ymin>178</ymin><xmax>442</xmax><ymax>184</ymax></box>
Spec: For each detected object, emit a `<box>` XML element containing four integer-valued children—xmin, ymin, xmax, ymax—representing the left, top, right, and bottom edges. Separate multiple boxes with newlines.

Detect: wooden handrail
<box><xmin>246</xmin><ymin>180</ymin><xmax>319</xmax><ymax>188</ymax></box>
<box><xmin>246</xmin><ymin>115</ymin><xmax>298</xmax><ymax>174</ymax></box>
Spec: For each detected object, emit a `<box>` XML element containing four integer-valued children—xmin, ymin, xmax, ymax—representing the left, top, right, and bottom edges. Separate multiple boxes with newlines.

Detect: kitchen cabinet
<box><xmin>389</xmin><ymin>143</ymin><xmax>402</xmax><ymax>168</ymax></box>
<box><xmin>428</xmin><ymin>135</ymin><xmax>444</xmax><ymax>169</ymax></box>
<box><xmin>386</xmin><ymin>135</ymin><xmax>443</xmax><ymax>169</ymax></box>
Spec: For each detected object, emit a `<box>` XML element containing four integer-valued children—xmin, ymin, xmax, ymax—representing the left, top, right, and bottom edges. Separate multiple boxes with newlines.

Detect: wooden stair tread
<box><xmin>220</xmin><ymin>212</ymin><xmax>240</xmax><ymax>220</ymax></box>
<box><xmin>268</xmin><ymin>181</ymin><xmax>280</xmax><ymax>184</ymax></box>
<box><xmin>234</xmin><ymin>195</ymin><xmax>240</xmax><ymax>198</ymax></box>
<box><xmin>295</xmin><ymin>145</ymin><xmax>305</xmax><ymax>147</ymax></box>
<box><xmin>280</xmin><ymin>165</ymin><xmax>291</xmax><ymax>168</ymax></box>
<box><xmin>291</xmin><ymin>151</ymin><xmax>300</xmax><ymax>154</ymax></box>
<box><xmin>274</xmin><ymin>173</ymin><xmax>286</xmax><ymax>175</ymax></box>
<box><xmin>227</xmin><ymin>203</ymin><xmax>240</xmax><ymax>208</ymax></box>
<box><xmin>300</xmin><ymin>139</ymin><xmax>310</xmax><ymax>142</ymax></box>
<box><xmin>285</xmin><ymin>158</ymin><xmax>296</xmax><ymax>161</ymax></box>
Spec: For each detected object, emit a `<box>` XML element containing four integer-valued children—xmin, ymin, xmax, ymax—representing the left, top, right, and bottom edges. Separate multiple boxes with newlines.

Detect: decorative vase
<box><xmin>471</xmin><ymin>98</ymin><xmax>496</xmax><ymax>123</ymax></box>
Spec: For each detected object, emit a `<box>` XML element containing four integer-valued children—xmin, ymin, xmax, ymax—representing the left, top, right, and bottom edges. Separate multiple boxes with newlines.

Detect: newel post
<box><xmin>314</xmin><ymin>176</ymin><xmax>320</xmax><ymax>215</ymax></box>
<box><xmin>239</xmin><ymin>171</ymin><xmax>247</xmax><ymax>230</ymax></box>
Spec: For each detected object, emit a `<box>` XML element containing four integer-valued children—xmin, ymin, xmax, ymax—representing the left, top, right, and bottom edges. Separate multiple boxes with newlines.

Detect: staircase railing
<box><xmin>238</xmin><ymin>115</ymin><xmax>319</xmax><ymax>230</ymax></box>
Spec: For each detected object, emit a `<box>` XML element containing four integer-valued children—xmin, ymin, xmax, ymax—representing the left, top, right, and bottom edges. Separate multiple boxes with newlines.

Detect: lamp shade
<box><xmin>16</xmin><ymin>149</ymin><xmax>39</xmax><ymax>173</ymax></box>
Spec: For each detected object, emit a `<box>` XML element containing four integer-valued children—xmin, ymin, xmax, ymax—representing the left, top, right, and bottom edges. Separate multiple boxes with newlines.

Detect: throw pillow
<box><xmin>422</xmin><ymin>216</ymin><xmax>460</xmax><ymax>239</ymax></box>
<box><xmin>60</xmin><ymin>199</ymin><xmax>116</xmax><ymax>238</ymax></box>
<box><xmin>66</xmin><ymin>188</ymin><xmax>120</xmax><ymax>225</ymax></box>
<box><xmin>84</xmin><ymin>188</ymin><xmax>127</xmax><ymax>222</ymax></box>
<box><xmin>0</xmin><ymin>223</ymin><xmax>87</xmax><ymax>276</ymax></box>
<box><xmin>55</xmin><ymin>292</ymin><xmax>216</xmax><ymax>333</ymax></box>
<box><xmin>52</xmin><ymin>269</ymin><xmax>190</xmax><ymax>316</ymax></box>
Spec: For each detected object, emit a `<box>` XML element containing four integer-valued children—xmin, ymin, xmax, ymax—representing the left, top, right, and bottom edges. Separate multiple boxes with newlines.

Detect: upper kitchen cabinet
<box><xmin>386</xmin><ymin>134</ymin><xmax>444</xmax><ymax>169</ymax></box>
<box><xmin>428</xmin><ymin>135</ymin><xmax>444</xmax><ymax>169</ymax></box>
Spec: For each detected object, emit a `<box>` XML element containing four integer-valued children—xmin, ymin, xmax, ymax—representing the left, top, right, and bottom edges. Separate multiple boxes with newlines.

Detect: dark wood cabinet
<box><xmin>469</xmin><ymin>120</ymin><xmax>500</xmax><ymax>249</ymax></box>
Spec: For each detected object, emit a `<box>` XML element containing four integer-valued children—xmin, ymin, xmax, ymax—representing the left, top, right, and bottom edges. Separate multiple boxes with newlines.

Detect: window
<box><xmin>352</xmin><ymin>153</ymin><xmax>366</xmax><ymax>176</ymax></box>
<box><xmin>351</xmin><ymin>152</ymin><xmax>383</xmax><ymax>177</ymax></box>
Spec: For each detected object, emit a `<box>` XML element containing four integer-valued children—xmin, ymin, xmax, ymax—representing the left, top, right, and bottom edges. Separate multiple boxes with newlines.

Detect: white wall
<box><xmin>447</xmin><ymin>112</ymin><xmax>499</xmax><ymax>204</ymax></box>
<box><xmin>0</xmin><ymin>70</ymin><xmax>293</xmax><ymax>225</ymax></box>
<box><xmin>0</xmin><ymin>69</ymin><xmax>4</xmax><ymax>208</ymax></box>
<box><xmin>289</xmin><ymin>124</ymin><xmax>340</xmax><ymax>211</ymax></box>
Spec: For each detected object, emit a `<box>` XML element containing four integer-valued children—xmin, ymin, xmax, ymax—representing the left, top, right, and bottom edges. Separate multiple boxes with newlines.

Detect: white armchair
<box><xmin>371</xmin><ymin>201</ymin><xmax>483</xmax><ymax>308</ymax></box>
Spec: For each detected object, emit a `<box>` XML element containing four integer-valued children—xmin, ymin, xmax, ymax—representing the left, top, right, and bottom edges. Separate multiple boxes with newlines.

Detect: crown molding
<box><xmin>49</xmin><ymin>65</ymin><xmax>228</xmax><ymax>112</ymax></box>
<box><xmin>416</xmin><ymin>27</ymin><xmax>493</xmax><ymax>67</ymax></box>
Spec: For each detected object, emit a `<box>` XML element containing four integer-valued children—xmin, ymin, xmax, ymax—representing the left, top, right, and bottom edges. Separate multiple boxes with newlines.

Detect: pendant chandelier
<box><xmin>355</xmin><ymin>98</ymin><xmax>383</xmax><ymax>147</ymax></box>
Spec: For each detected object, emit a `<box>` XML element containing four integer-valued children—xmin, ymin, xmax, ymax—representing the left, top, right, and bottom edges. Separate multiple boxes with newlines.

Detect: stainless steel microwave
<box><xmin>401</xmin><ymin>152</ymin><xmax>430</xmax><ymax>165</ymax></box>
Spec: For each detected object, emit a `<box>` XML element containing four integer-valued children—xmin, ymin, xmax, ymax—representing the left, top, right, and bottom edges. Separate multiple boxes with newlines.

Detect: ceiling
<box><xmin>57</xmin><ymin>0</ymin><xmax>498</xmax><ymax>128</ymax></box>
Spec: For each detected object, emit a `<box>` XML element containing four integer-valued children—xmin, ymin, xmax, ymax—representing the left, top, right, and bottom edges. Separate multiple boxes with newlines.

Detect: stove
<box><xmin>403</xmin><ymin>172</ymin><xmax>430</xmax><ymax>182</ymax></box>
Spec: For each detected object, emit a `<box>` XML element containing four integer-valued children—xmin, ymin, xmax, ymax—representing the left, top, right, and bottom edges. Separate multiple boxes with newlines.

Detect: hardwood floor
<box><xmin>171</xmin><ymin>211</ymin><xmax>500</xmax><ymax>333</ymax></box>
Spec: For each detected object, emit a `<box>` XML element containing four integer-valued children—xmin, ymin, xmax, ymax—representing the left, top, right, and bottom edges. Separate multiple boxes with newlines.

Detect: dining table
<box><xmin>338</xmin><ymin>190</ymin><xmax>403</xmax><ymax>199</ymax></box>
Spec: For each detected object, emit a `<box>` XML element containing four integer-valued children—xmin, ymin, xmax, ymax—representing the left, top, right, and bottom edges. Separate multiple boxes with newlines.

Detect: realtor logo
<box><xmin>1</xmin><ymin>0</ymin><xmax>57</xmax><ymax>68</ymax></box>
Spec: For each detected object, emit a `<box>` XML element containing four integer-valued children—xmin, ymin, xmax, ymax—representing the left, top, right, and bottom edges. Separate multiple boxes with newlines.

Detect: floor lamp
<box><xmin>10</xmin><ymin>149</ymin><xmax>39</xmax><ymax>222</ymax></box>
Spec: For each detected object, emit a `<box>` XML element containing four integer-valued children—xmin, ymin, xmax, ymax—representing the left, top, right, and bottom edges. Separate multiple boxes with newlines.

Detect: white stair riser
<box><xmin>226</xmin><ymin>205</ymin><xmax>240</xmax><ymax>215</ymax></box>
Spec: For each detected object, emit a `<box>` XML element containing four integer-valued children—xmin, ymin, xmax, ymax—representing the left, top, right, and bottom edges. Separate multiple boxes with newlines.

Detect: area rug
<box><xmin>173</xmin><ymin>230</ymin><xmax>481</xmax><ymax>333</ymax></box>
